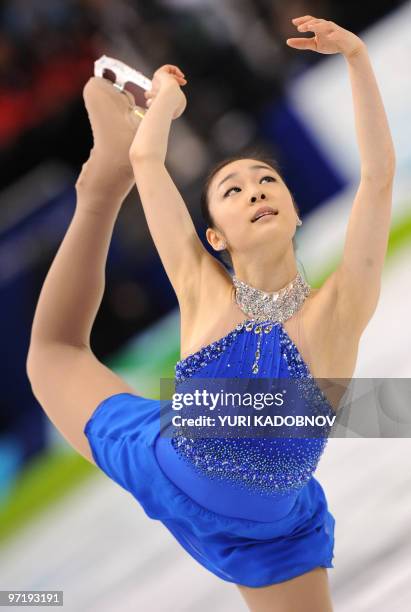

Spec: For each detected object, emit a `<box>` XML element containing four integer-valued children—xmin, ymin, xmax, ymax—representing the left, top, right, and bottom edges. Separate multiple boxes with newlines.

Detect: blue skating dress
<box><xmin>84</xmin><ymin>318</ymin><xmax>336</xmax><ymax>588</ymax></box>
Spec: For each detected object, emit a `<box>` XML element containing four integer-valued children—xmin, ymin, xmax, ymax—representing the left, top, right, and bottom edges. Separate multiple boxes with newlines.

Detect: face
<box><xmin>206</xmin><ymin>158</ymin><xmax>298</xmax><ymax>258</ymax></box>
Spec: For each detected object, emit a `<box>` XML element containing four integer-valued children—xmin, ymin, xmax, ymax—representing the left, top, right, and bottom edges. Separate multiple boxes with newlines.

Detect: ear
<box><xmin>206</xmin><ymin>227</ymin><xmax>225</xmax><ymax>251</ymax></box>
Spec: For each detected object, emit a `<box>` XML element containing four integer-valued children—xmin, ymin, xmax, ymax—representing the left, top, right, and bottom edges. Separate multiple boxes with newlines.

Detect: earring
<box><xmin>220</xmin><ymin>242</ymin><xmax>227</xmax><ymax>250</ymax></box>
<box><xmin>296</xmin><ymin>218</ymin><xmax>302</xmax><ymax>226</ymax></box>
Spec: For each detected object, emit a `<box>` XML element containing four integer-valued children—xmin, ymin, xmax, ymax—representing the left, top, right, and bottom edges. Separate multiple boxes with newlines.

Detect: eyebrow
<box><xmin>216</xmin><ymin>165</ymin><xmax>276</xmax><ymax>192</ymax></box>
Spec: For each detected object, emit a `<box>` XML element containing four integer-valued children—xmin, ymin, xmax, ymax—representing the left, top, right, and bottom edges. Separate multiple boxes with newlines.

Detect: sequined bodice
<box><xmin>175</xmin><ymin>318</ymin><xmax>310</xmax><ymax>383</ymax></box>
<box><xmin>161</xmin><ymin>319</ymin><xmax>334</xmax><ymax>500</ymax></box>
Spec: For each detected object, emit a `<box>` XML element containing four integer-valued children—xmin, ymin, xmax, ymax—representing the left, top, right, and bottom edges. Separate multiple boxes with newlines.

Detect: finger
<box><xmin>298</xmin><ymin>21</ymin><xmax>326</xmax><ymax>33</ymax></box>
<box><xmin>291</xmin><ymin>15</ymin><xmax>316</xmax><ymax>25</ymax></box>
<box><xmin>173</xmin><ymin>66</ymin><xmax>186</xmax><ymax>76</ymax></box>
<box><xmin>286</xmin><ymin>37</ymin><xmax>317</xmax><ymax>51</ymax></box>
<box><xmin>172</xmin><ymin>75</ymin><xmax>187</xmax><ymax>86</ymax></box>
<box><xmin>165</xmin><ymin>64</ymin><xmax>185</xmax><ymax>77</ymax></box>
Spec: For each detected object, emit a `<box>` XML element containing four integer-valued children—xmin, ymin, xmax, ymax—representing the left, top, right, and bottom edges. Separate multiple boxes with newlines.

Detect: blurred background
<box><xmin>0</xmin><ymin>0</ymin><xmax>410</xmax><ymax>610</ymax></box>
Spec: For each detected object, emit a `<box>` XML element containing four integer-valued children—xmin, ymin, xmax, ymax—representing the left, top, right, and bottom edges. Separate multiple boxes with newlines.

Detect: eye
<box><xmin>223</xmin><ymin>175</ymin><xmax>276</xmax><ymax>198</ymax></box>
<box><xmin>261</xmin><ymin>175</ymin><xmax>276</xmax><ymax>184</ymax></box>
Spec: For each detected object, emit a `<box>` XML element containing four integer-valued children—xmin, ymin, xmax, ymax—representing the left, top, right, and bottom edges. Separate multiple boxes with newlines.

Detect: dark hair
<box><xmin>200</xmin><ymin>147</ymin><xmax>301</xmax><ymax>270</ymax></box>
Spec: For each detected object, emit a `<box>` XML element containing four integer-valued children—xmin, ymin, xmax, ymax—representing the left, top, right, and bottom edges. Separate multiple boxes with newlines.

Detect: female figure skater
<box><xmin>26</xmin><ymin>15</ymin><xmax>395</xmax><ymax>612</ymax></box>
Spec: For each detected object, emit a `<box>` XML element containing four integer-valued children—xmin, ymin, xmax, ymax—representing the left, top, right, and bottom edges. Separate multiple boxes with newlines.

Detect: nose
<box><xmin>250</xmin><ymin>192</ymin><xmax>266</xmax><ymax>203</ymax></box>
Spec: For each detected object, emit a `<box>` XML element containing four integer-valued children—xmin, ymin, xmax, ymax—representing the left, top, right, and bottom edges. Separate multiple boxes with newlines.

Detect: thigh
<box><xmin>236</xmin><ymin>567</ymin><xmax>333</xmax><ymax>612</ymax></box>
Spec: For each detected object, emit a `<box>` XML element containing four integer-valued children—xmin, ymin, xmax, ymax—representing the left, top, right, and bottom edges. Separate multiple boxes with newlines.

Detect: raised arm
<box><xmin>287</xmin><ymin>16</ymin><xmax>396</xmax><ymax>335</ymax></box>
<box><xmin>128</xmin><ymin>65</ymin><xmax>216</xmax><ymax>305</ymax></box>
<box><xmin>337</xmin><ymin>43</ymin><xmax>395</xmax><ymax>331</ymax></box>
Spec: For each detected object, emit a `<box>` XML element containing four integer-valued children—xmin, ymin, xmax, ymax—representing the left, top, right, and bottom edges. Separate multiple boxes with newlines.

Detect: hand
<box><xmin>286</xmin><ymin>15</ymin><xmax>365</xmax><ymax>58</ymax></box>
<box><xmin>144</xmin><ymin>64</ymin><xmax>188</xmax><ymax>119</ymax></box>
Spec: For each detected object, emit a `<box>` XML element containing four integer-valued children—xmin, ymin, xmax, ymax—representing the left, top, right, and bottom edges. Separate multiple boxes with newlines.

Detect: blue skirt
<box><xmin>84</xmin><ymin>392</ymin><xmax>335</xmax><ymax>588</ymax></box>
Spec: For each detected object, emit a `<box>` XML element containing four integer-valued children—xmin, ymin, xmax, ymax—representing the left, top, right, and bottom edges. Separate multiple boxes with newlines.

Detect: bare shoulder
<box><xmin>178</xmin><ymin>250</ymin><xmax>232</xmax><ymax>316</ymax></box>
<box><xmin>305</xmin><ymin>267</ymin><xmax>351</xmax><ymax>325</ymax></box>
<box><xmin>306</xmin><ymin>267</ymin><xmax>373</xmax><ymax>342</ymax></box>
<box><xmin>303</xmin><ymin>270</ymin><xmax>364</xmax><ymax>379</ymax></box>
<box><xmin>178</xmin><ymin>250</ymin><xmax>233</xmax><ymax>351</ymax></box>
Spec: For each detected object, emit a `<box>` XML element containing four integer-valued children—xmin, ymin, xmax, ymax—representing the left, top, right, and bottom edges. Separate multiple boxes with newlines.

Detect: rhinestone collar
<box><xmin>232</xmin><ymin>271</ymin><xmax>311</xmax><ymax>323</ymax></box>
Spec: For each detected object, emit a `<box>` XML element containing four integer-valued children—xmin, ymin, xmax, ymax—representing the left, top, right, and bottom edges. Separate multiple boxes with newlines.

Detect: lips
<box><xmin>251</xmin><ymin>206</ymin><xmax>278</xmax><ymax>223</ymax></box>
